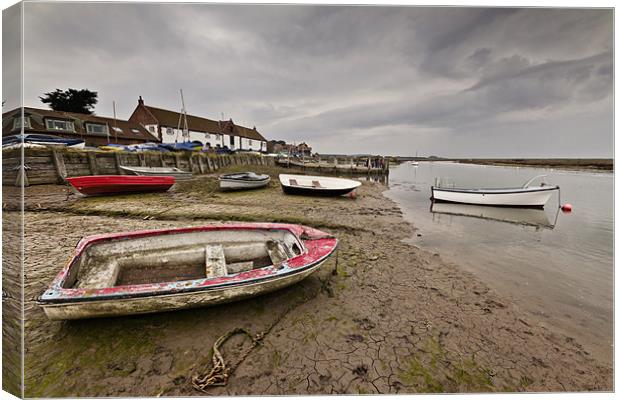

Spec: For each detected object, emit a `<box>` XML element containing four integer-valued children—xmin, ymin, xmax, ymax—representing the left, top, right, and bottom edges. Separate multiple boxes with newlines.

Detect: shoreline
<box><xmin>424</xmin><ymin>159</ymin><xmax>613</xmax><ymax>172</ymax></box>
<box><xmin>13</xmin><ymin>165</ymin><xmax>611</xmax><ymax>395</ymax></box>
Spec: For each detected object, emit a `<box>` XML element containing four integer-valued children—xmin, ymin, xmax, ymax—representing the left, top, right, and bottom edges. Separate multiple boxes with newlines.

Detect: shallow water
<box><xmin>385</xmin><ymin>161</ymin><xmax>613</xmax><ymax>365</ymax></box>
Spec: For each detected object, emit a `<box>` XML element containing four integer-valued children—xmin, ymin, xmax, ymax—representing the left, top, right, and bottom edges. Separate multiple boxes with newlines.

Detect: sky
<box><xmin>3</xmin><ymin>2</ymin><xmax>614</xmax><ymax>157</ymax></box>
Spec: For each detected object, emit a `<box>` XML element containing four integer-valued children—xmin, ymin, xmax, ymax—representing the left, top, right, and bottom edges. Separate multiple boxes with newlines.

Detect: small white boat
<box><xmin>219</xmin><ymin>172</ymin><xmax>271</xmax><ymax>190</ymax></box>
<box><xmin>279</xmin><ymin>174</ymin><xmax>361</xmax><ymax>197</ymax></box>
<box><xmin>431</xmin><ymin>175</ymin><xmax>559</xmax><ymax>208</ymax></box>
<box><xmin>409</xmin><ymin>161</ymin><xmax>419</xmax><ymax>166</ymax></box>
<box><xmin>120</xmin><ymin>166</ymin><xmax>192</xmax><ymax>181</ymax></box>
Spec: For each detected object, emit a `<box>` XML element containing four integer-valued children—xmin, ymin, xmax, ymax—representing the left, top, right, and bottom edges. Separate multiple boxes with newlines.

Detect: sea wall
<box><xmin>2</xmin><ymin>147</ymin><xmax>275</xmax><ymax>186</ymax></box>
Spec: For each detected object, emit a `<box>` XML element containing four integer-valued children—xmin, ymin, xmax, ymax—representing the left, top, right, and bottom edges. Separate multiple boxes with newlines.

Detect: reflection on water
<box><xmin>386</xmin><ymin>161</ymin><xmax>613</xmax><ymax>366</ymax></box>
<box><xmin>430</xmin><ymin>202</ymin><xmax>558</xmax><ymax>229</ymax></box>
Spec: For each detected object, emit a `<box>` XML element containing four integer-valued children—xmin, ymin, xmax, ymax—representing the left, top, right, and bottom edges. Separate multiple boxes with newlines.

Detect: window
<box><xmin>249</xmin><ymin>139</ymin><xmax>253</xmax><ymax>146</ymax></box>
<box><xmin>45</xmin><ymin>119</ymin><xmax>75</xmax><ymax>132</ymax></box>
<box><xmin>112</xmin><ymin>127</ymin><xmax>123</xmax><ymax>133</ymax></box>
<box><xmin>166</xmin><ymin>127</ymin><xmax>174</xmax><ymax>135</ymax></box>
<box><xmin>86</xmin><ymin>123</ymin><xmax>109</xmax><ymax>135</ymax></box>
<box><xmin>13</xmin><ymin>116</ymin><xmax>31</xmax><ymax>130</ymax></box>
<box><xmin>148</xmin><ymin>126</ymin><xmax>156</xmax><ymax>133</ymax></box>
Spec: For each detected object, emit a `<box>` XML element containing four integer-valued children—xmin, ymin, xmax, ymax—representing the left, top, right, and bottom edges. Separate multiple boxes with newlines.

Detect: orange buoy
<box><xmin>561</xmin><ymin>203</ymin><xmax>573</xmax><ymax>213</ymax></box>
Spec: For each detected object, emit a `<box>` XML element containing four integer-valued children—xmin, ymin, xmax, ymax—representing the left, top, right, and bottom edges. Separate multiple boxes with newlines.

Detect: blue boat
<box><xmin>158</xmin><ymin>140</ymin><xmax>203</xmax><ymax>152</ymax></box>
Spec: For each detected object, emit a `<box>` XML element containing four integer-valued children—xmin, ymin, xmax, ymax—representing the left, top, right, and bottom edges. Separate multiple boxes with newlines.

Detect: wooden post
<box><xmin>187</xmin><ymin>153</ymin><xmax>194</xmax><ymax>173</ymax></box>
<box><xmin>87</xmin><ymin>153</ymin><xmax>98</xmax><ymax>175</ymax></box>
<box><xmin>174</xmin><ymin>153</ymin><xmax>181</xmax><ymax>168</ymax></box>
<box><xmin>51</xmin><ymin>149</ymin><xmax>67</xmax><ymax>183</ymax></box>
<box><xmin>114</xmin><ymin>152</ymin><xmax>124</xmax><ymax>174</ymax></box>
<box><xmin>159</xmin><ymin>153</ymin><xmax>164</xmax><ymax>167</ymax></box>
<box><xmin>197</xmin><ymin>154</ymin><xmax>205</xmax><ymax>174</ymax></box>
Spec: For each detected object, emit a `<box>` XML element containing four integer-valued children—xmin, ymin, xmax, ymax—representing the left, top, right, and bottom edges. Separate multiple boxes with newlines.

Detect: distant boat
<box><xmin>37</xmin><ymin>223</ymin><xmax>338</xmax><ymax>320</ymax></box>
<box><xmin>3</xmin><ymin>134</ymin><xmax>85</xmax><ymax>148</ymax></box>
<box><xmin>431</xmin><ymin>175</ymin><xmax>559</xmax><ymax>208</ymax></box>
<box><xmin>279</xmin><ymin>174</ymin><xmax>361</xmax><ymax>196</ymax></box>
<box><xmin>120</xmin><ymin>166</ymin><xmax>192</xmax><ymax>181</ymax></box>
<box><xmin>430</xmin><ymin>202</ymin><xmax>554</xmax><ymax>228</ymax></box>
<box><xmin>409</xmin><ymin>161</ymin><xmax>419</xmax><ymax>166</ymax></box>
<box><xmin>219</xmin><ymin>172</ymin><xmax>270</xmax><ymax>190</ymax></box>
<box><xmin>66</xmin><ymin>175</ymin><xmax>175</xmax><ymax>196</ymax></box>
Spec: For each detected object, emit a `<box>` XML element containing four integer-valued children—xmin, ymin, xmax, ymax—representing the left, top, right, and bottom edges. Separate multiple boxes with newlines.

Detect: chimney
<box><xmin>138</xmin><ymin>96</ymin><xmax>144</xmax><ymax>106</ymax></box>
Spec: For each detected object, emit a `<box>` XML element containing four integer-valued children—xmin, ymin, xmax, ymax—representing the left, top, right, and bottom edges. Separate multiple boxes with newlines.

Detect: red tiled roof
<box><xmin>2</xmin><ymin>107</ymin><xmax>159</xmax><ymax>141</ymax></box>
<box><xmin>142</xmin><ymin>105</ymin><xmax>267</xmax><ymax>142</ymax></box>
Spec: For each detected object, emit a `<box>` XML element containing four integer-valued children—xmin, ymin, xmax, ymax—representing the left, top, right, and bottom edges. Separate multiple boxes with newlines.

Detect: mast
<box><xmin>177</xmin><ymin>89</ymin><xmax>189</xmax><ymax>142</ymax></box>
<box><xmin>112</xmin><ymin>100</ymin><xmax>117</xmax><ymax>143</ymax></box>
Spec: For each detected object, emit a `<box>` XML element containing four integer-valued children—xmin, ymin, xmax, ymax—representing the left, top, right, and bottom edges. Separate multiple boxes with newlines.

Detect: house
<box><xmin>297</xmin><ymin>142</ymin><xmax>312</xmax><ymax>157</ymax></box>
<box><xmin>129</xmin><ymin>97</ymin><xmax>268</xmax><ymax>152</ymax></box>
<box><xmin>267</xmin><ymin>140</ymin><xmax>312</xmax><ymax>156</ymax></box>
<box><xmin>2</xmin><ymin>107</ymin><xmax>159</xmax><ymax>146</ymax></box>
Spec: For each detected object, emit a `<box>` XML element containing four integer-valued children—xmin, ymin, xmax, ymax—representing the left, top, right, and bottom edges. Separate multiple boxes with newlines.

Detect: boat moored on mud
<box><xmin>120</xmin><ymin>166</ymin><xmax>193</xmax><ymax>181</ymax></box>
<box><xmin>279</xmin><ymin>174</ymin><xmax>361</xmax><ymax>197</ymax></box>
<box><xmin>37</xmin><ymin>223</ymin><xmax>338</xmax><ymax>320</ymax></box>
<box><xmin>66</xmin><ymin>175</ymin><xmax>175</xmax><ymax>196</ymax></box>
<box><xmin>219</xmin><ymin>172</ymin><xmax>271</xmax><ymax>190</ymax></box>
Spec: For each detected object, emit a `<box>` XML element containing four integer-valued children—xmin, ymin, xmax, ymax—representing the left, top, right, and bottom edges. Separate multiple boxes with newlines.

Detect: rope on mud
<box><xmin>190</xmin><ymin>298</ymin><xmax>305</xmax><ymax>393</ymax></box>
<box><xmin>191</xmin><ymin>328</ymin><xmax>265</xmax><ymax>392</ymax></box>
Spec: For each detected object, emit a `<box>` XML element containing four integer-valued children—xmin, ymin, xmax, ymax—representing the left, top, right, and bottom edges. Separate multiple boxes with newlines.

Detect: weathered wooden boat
<box><xmin>431</xmin><ymin>175</ymin><xmax>559</xmax><ymax>208</ymax></box>
<box><xmin>37</xmin><ymin>223</ymin><xmax>338</xmax><ymax>320</ymax></box>
<box><xmin>66</xmin><ymin>175</ymin><xmax>175</xmax><ymax>196</ymax></box>
<box><xmin>430</xmin><ymin>202</ymin><xmax>555</xmax><ymax>229</ymax></box>
<box><xmin>120</xmin><ymin>166</ymin><xmax>193</xmax><ymax>181</ymax></box>
<box><xmin>279</xmin><ymin>174</ymin><xmax>361</xmax><ymax>196</ymax></box>
<box><xmin>219</xmin><ymin>172</ymin><xmax>271</xmax><ymax>190</ymax></box>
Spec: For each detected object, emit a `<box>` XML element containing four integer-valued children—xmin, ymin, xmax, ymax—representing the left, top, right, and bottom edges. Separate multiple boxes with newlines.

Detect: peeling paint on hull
<box><xmin>41</xmin><ymin>261</ymin><xmax>324</xmax><ymax>320</ymax></box>
<box><xmin>38</xmin><ymin>223</ymin><xmax>338</xmax><ymax>320</ymax></box>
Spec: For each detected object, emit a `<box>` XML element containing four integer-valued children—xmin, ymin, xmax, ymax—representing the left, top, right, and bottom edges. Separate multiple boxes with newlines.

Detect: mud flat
<box><xmin>9</xmin><ymin>164</ymin><xmax>611</xmax><ymax>396</ymax></box>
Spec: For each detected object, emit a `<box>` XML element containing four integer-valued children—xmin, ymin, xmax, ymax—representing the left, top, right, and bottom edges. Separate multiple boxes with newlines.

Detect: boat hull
<box><xmin>38</xmin><ymin>223</ymin><xmax>338</xmax><ymax>320</ymax></box>
<box><xmin>120</xmin><ymin>166</ymin><xmax>192</xmax><ymax>181</ymax></box>
<box><xmin>219</xmin><ymin>173</ymin><xmax>270</xmax><ymax>190</ymax></box>
<box><xmin>281</xmin><ymin>185</ymin><xmax>357</xmax><ymax>197</ymax></box>
<box><xmin>431</xmin><ymin>186</ymin><xmax>558</xmax><ymax>208</ymax></box>
<box><xmin>279</xmin><ymin>174</ymin><xmax>361</xmax><ymax>197</ymax></box>
<box><xmin>66</xmin><ymin>175</ymin><xmax>175</xmax><ymax>196</ymax></box>
<box><xmin>40</xmin><ymin>261</ymin><xmax>323</xmax><ymax>320</ymax></box>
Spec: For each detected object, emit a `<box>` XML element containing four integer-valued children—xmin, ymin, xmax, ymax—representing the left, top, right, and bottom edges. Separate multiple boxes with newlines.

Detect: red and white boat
<box><xmin>66</xmin><ymin>175</ymin><xmax>175</xmax><ymax>196</ymax></box>
<box><xmin>37</xmin><ymin>223</ymin><xmax>338</xmax><ymax>320</ymax></box>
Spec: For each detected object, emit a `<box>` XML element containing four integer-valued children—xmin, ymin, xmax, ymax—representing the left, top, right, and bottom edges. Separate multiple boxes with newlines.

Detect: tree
<box><xmin>40</xmin><ymin>88</ymin><xmax>98</xmax><ymax>114</ymax></box>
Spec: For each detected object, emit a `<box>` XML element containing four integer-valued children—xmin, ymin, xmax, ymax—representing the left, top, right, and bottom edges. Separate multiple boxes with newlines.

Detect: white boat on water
<box><xmin>219</xmin><ymin>172</ymin><xmax>271</xmax><ymax>190</ymax></box>
<box><xmin>120</xmin><ymin>166</ymin><xmax>193</xmax><ymax>181</ymax></box>
<box><xmin>431</xmin><ymin>175</ymin><xmax>559</xmax><ymax>208</ymax></box>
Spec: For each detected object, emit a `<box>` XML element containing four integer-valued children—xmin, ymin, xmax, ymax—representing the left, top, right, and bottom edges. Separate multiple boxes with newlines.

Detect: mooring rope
<box><xmin>191</xmin><ymin>328</ymin><xmax>265</xmax><ymax>392</ymax></box>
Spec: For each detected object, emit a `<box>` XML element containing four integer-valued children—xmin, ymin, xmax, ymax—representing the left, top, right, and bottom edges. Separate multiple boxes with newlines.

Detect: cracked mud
<box><xmin>5</xmin><ymin>164</ymin><xmax>611</xmax><ymax>396</ymax></box>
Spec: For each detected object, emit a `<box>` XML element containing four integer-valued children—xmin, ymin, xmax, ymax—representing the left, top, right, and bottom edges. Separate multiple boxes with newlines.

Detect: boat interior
<box><xmin>64</xmin><ymin>229</ymin><xmax>304</xmax><ymax>289</ymax></box>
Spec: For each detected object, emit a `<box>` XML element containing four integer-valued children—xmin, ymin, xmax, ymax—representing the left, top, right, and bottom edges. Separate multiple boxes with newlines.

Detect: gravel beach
<box><xmin>6</xmin><ymin>164</ymin><xmax>611</xmax><ymax>396</ymax></box>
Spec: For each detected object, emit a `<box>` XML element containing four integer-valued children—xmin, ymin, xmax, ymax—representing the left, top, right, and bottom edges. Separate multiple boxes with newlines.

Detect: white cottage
<box><xmin>129</xmin><ymin>96</ymin><xmax>267</xmax><ymax>152</ymax></box>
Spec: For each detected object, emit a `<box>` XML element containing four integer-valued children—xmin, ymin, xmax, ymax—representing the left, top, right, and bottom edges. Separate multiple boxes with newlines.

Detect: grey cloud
<box><xmin>6</xmin><ymin>4</ymin><xmax>613</xmax><ymax>157</ymax></box>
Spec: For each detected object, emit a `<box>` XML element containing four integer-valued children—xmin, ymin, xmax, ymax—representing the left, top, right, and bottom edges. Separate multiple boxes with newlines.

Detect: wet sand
<box><xmin>9</xmin><ymin>164</ymin><xmax>611</xmax><ymax>396</ymax></box>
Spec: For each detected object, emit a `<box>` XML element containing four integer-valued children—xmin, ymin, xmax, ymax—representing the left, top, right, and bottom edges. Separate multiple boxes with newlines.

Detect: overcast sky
<box><xmin>3</xmin><ymin>3</ymin><xmax>613</xmax><ymax>157</ymax></box>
